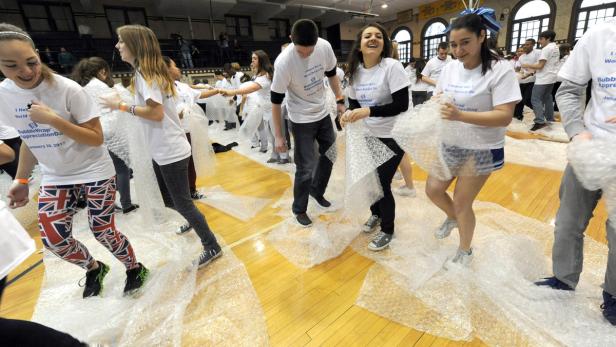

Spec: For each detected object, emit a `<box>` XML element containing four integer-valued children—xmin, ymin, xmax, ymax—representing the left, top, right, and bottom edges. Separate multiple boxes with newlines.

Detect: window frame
<box><xmin>268</xmin><ymin>18</ymin><xmax>290</xmax><ymax>40</ymax></box>
<box><xmin>421</xmin><ymin>18</ymin><xmax>448</xmax><ymax>60</ymax></box>
<box><xmin>392</xmin><ymin>26</ymin><xmax>413</xmax><ymax>63</ymax></box>
<box><xmin>569</xmin><ymin>0</ymin><xmax>616</xmax><ymax>42</ymax></box>
<box><xmin>507</xmin><ymin>0</ymin><xmax>556</xmax><ymax>52</ymax></box>
<box><xmin>225</xmin><ymin>15</ymin><xmax>253</xmax><ymax>39</ymax></box>
<box><xmin>19</xmin><ymin>1</ymin><xmax>77</xmax><ymax>33</ymax></box>
<box><xmin>104</xmin><ymin>6</ymin><xmax>148</xmax><ymax>37</ymax></box>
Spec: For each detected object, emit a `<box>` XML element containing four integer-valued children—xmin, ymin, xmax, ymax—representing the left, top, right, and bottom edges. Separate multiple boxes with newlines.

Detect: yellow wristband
<box><xmin>14</xmin><ymin>178</ymin><xmax>29</xmax><ymax>185</ymax></box>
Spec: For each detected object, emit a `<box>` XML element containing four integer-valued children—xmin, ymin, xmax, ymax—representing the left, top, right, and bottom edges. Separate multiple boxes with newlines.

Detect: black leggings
<box><xmin>370</xmin><ymin>138</ymin><xmax>405</xmax><ymax>235</ymax></box>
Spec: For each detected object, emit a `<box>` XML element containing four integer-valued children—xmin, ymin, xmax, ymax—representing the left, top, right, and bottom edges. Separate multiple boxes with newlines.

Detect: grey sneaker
<box><xmin>362</xmin><ymin>215</ymin><xmax>381</xmax><ymax>233</ymax></box>
<box><xmin>445</xmin><ymin>248</ymin><xmax>473</xmax><ymax>268</ymax></box>
<box><xmin>368</xmin><ymin>231</ymin><xmax>392</xmax><ymax>251</ymax></box>
<box><xmin>435</xmin><ymin>218</ymin><xmax>457</xmax><ymax>239</ymax></box>
<box><xmin>198</xmin><ymin>246</ymin><xmax>222</xmax><ymax>269</ymax></box>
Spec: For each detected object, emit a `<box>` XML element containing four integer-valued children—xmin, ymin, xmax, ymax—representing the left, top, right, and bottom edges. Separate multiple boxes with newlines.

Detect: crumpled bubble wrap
<box><xmin>392</xmin><ymin>97</ymin><xmax>496</xmax><ymax>180</ymax></box>
<box><xmin>0</xmin><ymin>199</ymin><xmax>36</xmax><ymax>279</ymax></box>
<box><xmin>186</xmin><ymin>104</ymin><xmax>216</xmax><ymax>178</ymax></box>
<box><xmin>568</xmin><ymin>137</ymin><xmax>616</xmax><ymax>219</ymax></box>
<box><xmin>87</xmin><ymin>81</ymin><xmax>131</xmax><ymax>165</ymax></box>
<box><xmin>353</xmin><ymin>183</ymin><xmax>616</xmax><ymax>346</ymax></box>
<box><xmin>238</xmin><ymin>95</ymin><xmax>264</xmax><ymax>141</ymax></box>
<box><xmin>195</xmin><ymin>185</ymin><xmax>270</xmax><ymax>222</ymax></box>
<box><xmin>207</xmin><ymin>94</ymin><xmax>236</xmax><ymax>123</ymax></box>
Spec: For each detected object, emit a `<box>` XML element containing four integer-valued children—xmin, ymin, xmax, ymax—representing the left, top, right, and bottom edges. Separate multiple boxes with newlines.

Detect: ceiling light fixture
<box><xmin>381</xmin><ymin>3</ymin><xmax>388</xmax><ymax>8</ymax></box>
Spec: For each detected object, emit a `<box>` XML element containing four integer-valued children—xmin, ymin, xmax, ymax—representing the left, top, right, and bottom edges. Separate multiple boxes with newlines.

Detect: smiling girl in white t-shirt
<box><xmin>425</xmin><ymin>13</ymin><xmax>521</xmax><ymax>265</ymax></box>
<box><xmin>0</xmin><ymin>23</ymin><xmax>148</xmax><ymax>298</ymax></box>
<box><xmin>100</xmin><ymin>25</ymin><xmax>222</xmax><ymax>269</ymax></box>
<box><xmin>340</xmin><ymin>23</ymin><xmax>410</xmax><ymax>251</ymax></box>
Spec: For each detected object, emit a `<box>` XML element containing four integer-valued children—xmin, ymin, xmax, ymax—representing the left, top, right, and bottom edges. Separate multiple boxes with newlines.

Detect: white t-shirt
<box><xmin>174</xmin><ymin>81</ymin><xmax>202</xmax><ymax>133</ymax></box>
<box><xmin>436</xmin><ymin>60</ymin><xmax>522</xmax><ymax>149</ymax></box>
<box><xmin>252</xmin><ymin>74</ymin><xmax>273</xmax><ymax>111</ymax></box>
<box><xmin>422</xmin><ymin>55</ymin><xmax>452</xmax><ymax>92</ymax></box>
<box><xmin>518</xmin><ymin>50</ymin><xmax>541</xmax><ymax>84</ymax></box>
<box><xmin>558</xmin><ymin>21</ymin><xmax>616</xmax><ymax>139</ymax></box>
<box><xmin>0</xmin><ymin>75</ymin><xmax>115</xmax><ymax>185</ymax></box>
<box><xmin>214</xmin><ymin>78</ymin><xmax>231</xmax><ymax>89</ymax></box>
<box><xmin>133</xmin><ymin>71</ymin><xmax>191</xmax><ymax>165</ymax></box>
<box><xmin>535</xmin><ymin>42</ymin><xmax>561</xmax><ymax>85</ymax></box>
<box><xmin>405</xmin><ymin>65</ymin><xmax>416</xmax><ymax>84</ymax></box>
<box><xmin>323</xmin><ymin>67</ymin><xmax>345</xmax><ymax>89</ymax></box>
<box><xmin>348</xmin><ymin>58</ymin><xmax>410</xmax><ymax>138</ymax></box>
<box><xmin>411</xmin><ymin>77</ymin><xmax>430</xmax><ymax>92</ymax></box>
<box><xmin>556</xmin><ymin>55</ymin><xmax>569</xmax><ymax>82</ymax></box>
<box><xmin>230</xmin><ymin>71</ymin><xmax>244</xmax><ymax>105</ymax></box>
<box><xmin>0</xmin><ymin>125</ymin><xmax>19</xmax><ymax>140</ymax></box>
<box><xmin>271</xmin><ymin>38</ymin><xmax>338</xmax><ymax>123</ymax></box>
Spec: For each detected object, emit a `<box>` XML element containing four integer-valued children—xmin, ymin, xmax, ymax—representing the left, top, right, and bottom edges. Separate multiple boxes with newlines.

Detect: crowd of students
<box><xmin>0</xmin><ymin>9</ymin><xmax>614</xmax><ymax>344</ymax></box>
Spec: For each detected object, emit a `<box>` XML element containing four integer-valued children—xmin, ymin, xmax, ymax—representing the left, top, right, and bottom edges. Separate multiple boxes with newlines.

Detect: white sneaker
<box><xmin>445</xmin><ymin>248</ymin><xmax>473</xmax><ymax>268</ymax></box>
<box><xmin>394</xmin><ymin>186</ymin><xmax>416</xmax><ymax>197</ymax></box>
<box><xmin>393</xmin><ymin>171</ymin><xmax>403</xmax><ymax>180</ymax></box>
<box><xmin>434</xmin><ymin>218</ymin><xmax>457</xmax><ymax>239</ymax></box>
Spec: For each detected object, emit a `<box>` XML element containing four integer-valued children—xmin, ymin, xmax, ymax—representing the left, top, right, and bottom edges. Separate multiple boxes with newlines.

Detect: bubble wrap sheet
<box><xmin>353</xmin><ymin>183</ymin><xmax>616</xmax><ymax>346</ymax></box>
<box><xmin>568</xmin><ymin>138</ymin><xmax>616</xmax><ymax>219</ymax></box>
<box><xmin>86</xmin><ymin>82</ymin><xmax>131</xmax><ymax>165</ymax></box>
<box><xmin>31</xmin><ymin>210</ymin><xmax>268</xmax><ymax>346</ymax></box>
<box><xmin>238</xmin><ymin>95</ymin><xmax>264</xmax><ymax>141</ymax></box>
<box><xmin>394</xmin><ymin>97</ymin><xmax>502</xmax><ymax>179</ymax></box>
<box><xmin>195</xmin><ymin>185</ymin><xmax>270</xmax><ymax>222</ymax></box>
<box><xmin>268</xmin><ymin>124</ymin><xmax>395</xmax><ymax>269</ymax></box>
<box><xmin>504</xmin><ymin>136</ymin><xmax>567</xmax><ymax>172</ymax></box>
<box><xmin>207</xmin><ymin>94</ymin><xmax>238</xmax><ymax>123</ymax></box>
<box><xmin>186</xmin><ymin>104</ymin><xmax>216</xmax><ymax>178</ymax></box>
<box><xmin>507</xmin><ymin>114</ymin><xmax>569</xmax><ymax>143</ymax></box>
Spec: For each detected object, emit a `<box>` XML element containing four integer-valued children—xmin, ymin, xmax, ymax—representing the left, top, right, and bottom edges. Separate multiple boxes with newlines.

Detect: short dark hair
<box><xmin>539</xmin><ymin>30</ymin><xmax>556</xmax><ymax>41</ymax></box>
<box><xmin>437</xmin><ymin>42</ymin><xmax>449</xmax><ymax>51</ymax></box>
<box><xmin>214</xmin><ymin>70</ymin><xmax>223</xmax><ymax>76</ymax></box>
<box><xmin>525</xmin><ymin>38</ymin><xmax>536</xmax><ymax>44</ymax></box>
<box><xmin>291</xmin><ymin>19</ymin><xmax>319</xmax><ymax>46</ymax></box>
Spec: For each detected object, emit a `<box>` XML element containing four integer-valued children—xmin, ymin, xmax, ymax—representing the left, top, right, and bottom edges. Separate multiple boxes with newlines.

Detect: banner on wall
<box><xmin>419</xmin><ymin>0</ymin><xmax>467</xmax><ymax>20</ymax></box>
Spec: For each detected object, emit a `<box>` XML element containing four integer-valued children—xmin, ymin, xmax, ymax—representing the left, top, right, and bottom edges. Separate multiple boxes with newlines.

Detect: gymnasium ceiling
<box><xmin>154</xmin><ymin>0</ymin><xmax>428</xmax><ymax>27</ymax></box>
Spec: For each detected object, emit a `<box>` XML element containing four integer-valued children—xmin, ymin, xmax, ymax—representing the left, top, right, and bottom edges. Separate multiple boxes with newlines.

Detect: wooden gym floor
<box><xmin>0</xmin><ymin>134</ymin><xmax>608</xmax><ymax>346</ymax></box>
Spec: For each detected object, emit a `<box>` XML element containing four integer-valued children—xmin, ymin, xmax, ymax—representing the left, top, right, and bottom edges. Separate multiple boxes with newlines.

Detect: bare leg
<box><xmin>425</xmin><ymin>175</ymin><xmax>456</xmax><ymax>219</ymax></box>
<box><xmin>399</xmin><ymin>153</ymin><xmax>415</xmax><ymax>189</ymax></box>
<box><xmin>452</xmin><ymin>175</ymin><xmax>490</xmax><ymax>251</ymax></box>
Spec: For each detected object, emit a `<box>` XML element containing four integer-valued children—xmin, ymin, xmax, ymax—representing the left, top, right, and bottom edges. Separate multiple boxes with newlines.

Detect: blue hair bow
<box><xmin>445</xmin><ymin>7</ymin><xmax>501</xmax><ymax>34</ymax></box>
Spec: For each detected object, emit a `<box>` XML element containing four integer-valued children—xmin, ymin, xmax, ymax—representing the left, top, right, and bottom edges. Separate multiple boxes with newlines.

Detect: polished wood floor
<box><xmin>1</xmin><ymin>138</ymin><xmax>608</xmax><ymax>346</ymax></box>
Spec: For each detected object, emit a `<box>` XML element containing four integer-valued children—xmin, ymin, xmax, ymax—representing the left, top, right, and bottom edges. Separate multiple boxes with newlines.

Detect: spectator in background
<box><xmin>553</xmin><ymin>43</ymin><xmax>572</xmax><ymax>112</ymax></box>
<box><xmin>232</xmin><ymin>39</ymin><xmax>244</xmax><ymax>64</ymax></box>
<box><xmin>219</xmin><ymin>32</ymin><xmax>232</xmax><ymax>63</ymax></box>
<box><xmin>178</xmin><ymin>36</ymin><xmax>195</xmax><ymax>69</ymax></box>
<box><xmin>57</xmin><ymin>47</ymin><xmax>76</xmax><ymax>74</ymax></box>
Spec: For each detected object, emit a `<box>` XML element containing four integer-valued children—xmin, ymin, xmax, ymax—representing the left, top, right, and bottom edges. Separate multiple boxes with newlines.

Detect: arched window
<box><xmin>508</xmin><ymin>0</ymin><xmax>555</xmax><ymax>53</ymax></box>
<box><xmin>422</xmin><ymin>19</ymin><xmax>447</xmax><ymax>60</ymax></box>
<box><xmin>571</xmin><ymin>0</ymin><xmax>616</xmax><ymax>41</ymax></box>
<box><xmin>392</xmin><ymin>27</ymin><xmax>412</xmax><ymax>63</ymax></box>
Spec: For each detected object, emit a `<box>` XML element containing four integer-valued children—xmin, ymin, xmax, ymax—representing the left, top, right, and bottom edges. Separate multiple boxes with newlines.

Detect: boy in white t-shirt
<box><xmin>534</xmin><ymin>20</ymin><xmax>616</xmax><ymax>326</ymax></box>
<box><xmin>270</xmin><ymin>19</ymin><xmax>345</xmax><ymax>227</ymax></box>
<box><xmin>521</xmin><ymin>30</ymin><xmax>560</xmax><ymax>130</ymax></box>
<box><xmin>421</xmin><ymin>42</ymin><xmax>452</xmax><ymax>97</ymax></box>
<box><xmin>514</xmin><ymin>39</ymin><xmax>541</xmax><ymax>120</ymax></box>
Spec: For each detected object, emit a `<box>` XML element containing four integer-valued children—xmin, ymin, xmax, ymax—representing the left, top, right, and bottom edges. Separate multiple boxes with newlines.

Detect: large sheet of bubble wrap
<box><xmin>268</xmin><ymin>125</ymin><xmax>394</xmax><ymax>268</ymax></box>
<box><xmin>353</xmin><ymin>183</ymin><xmax>616</xmax><ymax>346</ymax></box>
<box><xmin>31</xmin><ymin>209</ymin><xmax>268</xmax><ymax>346</ymax></box>
<box><xmin>186</xmin><ymin>104</ymin><xmax>216</xmax><ymax>178</ymax></box>
<box><xmin>0</xmin><ymin>200</ymin><xmax>36</xmax><ymax>279</ymax></box>
<box><xmin>568</xmin><ymin>138</ymin><xmax>616</xmax><ymax>219</ymax></box>
<box><xmin>504</xmin><ymin>136</ymin><xmax>567</xmax><ymax>172</ymax></box>
<box><xmin>195</xmin><ymin>185</ymin><xmax>270</xmax><ymax>222</ymax></box>
<box><xmin>206</xmin><ymin>94</ymin><xmax>236</xmax><ymax>123</ymax></box>
<box><xmin>507</xmin><ymin>112</ymin><xmax>569</xmax><ymax>143</ymax></box>
<box><xmin>238</xmin><ymin>96</ymin><xmax>264</xmax><ymax>141</ymax></box>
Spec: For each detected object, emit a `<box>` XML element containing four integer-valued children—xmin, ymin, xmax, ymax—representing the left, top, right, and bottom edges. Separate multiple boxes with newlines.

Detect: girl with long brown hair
<box><xmin>100</xmin><ymin>24</ymin><xmax>222</xmax><ymax>268</ymax></box>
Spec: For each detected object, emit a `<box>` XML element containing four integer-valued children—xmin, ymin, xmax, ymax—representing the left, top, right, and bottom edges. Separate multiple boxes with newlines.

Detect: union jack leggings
<box><xmin>37</xmin><ymin>177</ymin><xmax>138</xmax><ymax>270</ymax></box>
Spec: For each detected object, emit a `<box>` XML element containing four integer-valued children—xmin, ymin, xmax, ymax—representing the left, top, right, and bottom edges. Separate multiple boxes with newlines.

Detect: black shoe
<box><xmin>191</xmin><ymin>191</ymin><xmax>206</xmax><ymax>200</ymax></box>
<box><xmin>259</xmin><ymin>148</ymin><xmax>268</xmax><ymax>153</ymax></box>
<box><xmin>124</xmin><ymin>263</ymin><xmax>149</xmax><ymax>297</ymax></box>
<box><xmin>122</xmin><ymin>204</ymin><xmax>139</xmax><ymax>214</ymax></box>
<box><xmin>198</xmin><ymin>245</ymin><xmax>222</xmax><ymax>269</ymax></box>
<box><xmin>601</xmin><ymin>291</ymin><xmax>616</xmax><ymax>326</ymax></box>
<box><xmin>534</xmin><ymin>276</ymin><xmax>574</xmax><ymax>291</ymax></box>
<box><xmin>80</xmin><ymin>261</ymin><xmax>110</xmax><ymax>298</ymax></box>
<box><xmin>114</xmin><ymin>204</ymin><xmax>122</xmax><ymax>211</ymax></box>
<box><xmin>294</xmin><ymin>213</ymin><xmax>313</xmax><ymax>227</ymax></box>
<box><xmin>530</xmin><ymin>123</ymin><xmax>547</xmax><ymax>131</ymax></box>
<box><xmin>266</xmin><ymin>158</ymin><xmax>278</xmax><ymax>163</ymax></box>
<box><xmin>177</xmin><ymin>223</ymin><xmax>193</xmax><ymax>235</ymax></box>
<box><xmin>278</xmin><ymin>158</ymin><xmax>291</xmax><ymax>164</ymax></box>
<box><xmin>310</xmin><ymin>194</ymin><xmax>331</xmax><ymax>208</ymax></box>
